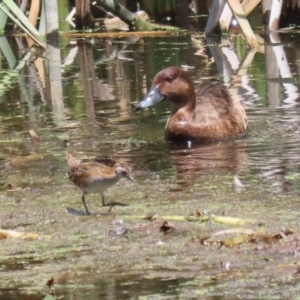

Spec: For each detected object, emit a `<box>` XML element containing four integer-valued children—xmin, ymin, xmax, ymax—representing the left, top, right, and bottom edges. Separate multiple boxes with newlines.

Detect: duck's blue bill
<box><xmin>136</xmin><ymin>85</ymin><xmax>164</xmax><ymax>109</ymax></box>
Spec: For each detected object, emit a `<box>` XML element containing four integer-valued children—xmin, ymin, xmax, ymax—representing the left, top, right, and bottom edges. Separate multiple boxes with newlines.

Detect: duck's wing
<box><xmin>193</xmin><ymin>83</ymin><xmax>247</xmax><ymax>138</ymax></box>
<box><xmin>195</xmin><ymin>83</ymin><xmax>233</xmax><ymax>120</ymax></box>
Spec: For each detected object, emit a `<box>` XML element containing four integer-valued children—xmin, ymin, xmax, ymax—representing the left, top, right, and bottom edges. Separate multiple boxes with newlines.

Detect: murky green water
<box><xmin>1</xmin><ymin>31</ymin><xmax>300</xmax><ymax>299</ymax></box>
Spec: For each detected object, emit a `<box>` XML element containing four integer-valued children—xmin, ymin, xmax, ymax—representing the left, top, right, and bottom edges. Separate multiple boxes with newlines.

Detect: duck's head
<box><xmin>136</xmin><ymin>67</ymin><xmax>195</xmax><ymax>109</ymax></box>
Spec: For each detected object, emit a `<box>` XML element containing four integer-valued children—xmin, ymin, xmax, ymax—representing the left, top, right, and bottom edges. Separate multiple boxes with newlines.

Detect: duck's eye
<box><xmin>166</xmin><ymin>77</ymin><xmax>174</xmax><ymax>83</ymax></box>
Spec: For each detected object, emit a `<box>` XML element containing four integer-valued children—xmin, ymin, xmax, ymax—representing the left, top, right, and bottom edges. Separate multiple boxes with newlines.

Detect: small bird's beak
<box><xmin>127</xmin><ymin>174</ymin><xmax>134</xmax><ymax>181</ymax></box>
<box><xmin>135</xmin><ymin>85</ymin><xmax>164</xmax><ymax>109</ymax></box>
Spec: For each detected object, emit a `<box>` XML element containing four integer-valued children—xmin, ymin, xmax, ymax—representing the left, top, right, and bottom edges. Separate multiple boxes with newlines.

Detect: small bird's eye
<box><xmin>166</xmin><ymin>77</ymin><xmax>174</xmax><ymax>83</ymax></box>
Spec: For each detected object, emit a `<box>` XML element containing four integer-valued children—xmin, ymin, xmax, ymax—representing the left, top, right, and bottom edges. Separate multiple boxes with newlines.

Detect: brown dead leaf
<box><xmin>199</xmin><ymin>228</ymin><xmax>294</xmax><ymax>248</ymax></box>
<box><xmin>5</xmin><ymin>154</ymin><xmax>52</xmax><ymax>169</ymax></box>
<box><xmin>143</xmin><ymin>212</ymin><xmax>160</xmax><ymax>221</ymax></box>
<box><xmin>211</xmin><ymin>215</ymin><xmax>258</xmax><ymax>226</ymax></box>
<box><xmin>160</xmin><ymin>220</ymin><xmax>175</xmax><ymax>233</ymax></box>
<box><xmin>108</xmin><ymin>226</ymin><xmax>128</xmax><ymax>236</ymax></box>
<box><xmin>104</xmin><ymin>10</ymin><xmax>149</xmax><ymax>30</ymax></box>
<box><xmin>29</xmin><ymin>129</ymin><xmax>41</xmax><ymax>145</ymax></box>
<box><xmin>0</xmin><ymin>229</ymin><xmax>38</xmax><ymax>240</ymax></box>
<box><xmin>46</xmin><ymin>271</ymin><xmax>71</xmax><ymax>288</ymax></box>
<box><xmin>220</xmin><ymin>261</ymin><xmax>230</xmax><ymax>270</ymax></box>
<box><xmin>105</xmin><ymin>40</ymin><xmax>113</xmax><ymax>58</ymax></box>
<box><xmin>270</xmin><ymin>228</ymin><xmax>294</xmax><ymax>240</ymax></box>
<box><xmin>133</xmin><ymin>218</ymin><xmax>182</xmax><ymax>234</ymax></box>
<box><xmin>200</xmin><ymin>228</ymin><xmax>256</xmax><ymax>247</ymax></box>
<box><xmin>46</xmin><ymin>277</ymin><xmax>54</xmax><ymax>288</ymax></box>
<box><xmin>193</xmin><ymin>209</ymin><xmax>203</xmax><ymax>217</ymax></box>
<box><xmin>221</xmin><ymin>234</ymin><xmax>250</xmax><ymax>247</ymax></box>
<box><xmin>294</xmin><ymin>267</ymin><xmax>300</xmax><ymax>276</ymax></box>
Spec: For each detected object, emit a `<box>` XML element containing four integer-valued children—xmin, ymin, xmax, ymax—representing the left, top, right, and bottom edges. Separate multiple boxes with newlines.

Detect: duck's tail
<box><xmin>66</xmin><ymin>153</ymin><xmax>80</xmax><ymax>168</ymax></box>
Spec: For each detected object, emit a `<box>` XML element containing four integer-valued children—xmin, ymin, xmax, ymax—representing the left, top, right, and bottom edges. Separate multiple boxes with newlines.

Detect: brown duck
<box><xmin>136</xmin><ymin>67</ymin><xmax>248</xmax><ymax>143</ymax></box>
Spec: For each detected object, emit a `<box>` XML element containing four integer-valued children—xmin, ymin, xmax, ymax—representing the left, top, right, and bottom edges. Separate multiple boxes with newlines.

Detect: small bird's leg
<box><xmin>101</xmin><ymin>194</ymin><xmax>106</xmax><ymax>206</ymax></box>
<box><xmin>101</xmin><ymin>194</ymin><xmax>128</xmax><ymax>213</ymax></box>
<box><xmin>108</xmin><ymin>203</ymin><xmax>115</xmax><ymax>213</ymax></box>
<box><xmin>101</xmin><ymin>194</ymin><xmax>115</xmax><ymax>213</ymax></box>
<box><xmin>81</xmin><ymin>194</ymin><xmax>91</xmax><ymax>215</ymax></box>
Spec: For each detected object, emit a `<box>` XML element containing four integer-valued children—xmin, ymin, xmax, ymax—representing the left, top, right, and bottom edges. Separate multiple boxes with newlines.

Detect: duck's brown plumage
<box><xmin>136</xmin><ymin>67</ymin><xmax>248</xmax><ymax>143</ymax></box>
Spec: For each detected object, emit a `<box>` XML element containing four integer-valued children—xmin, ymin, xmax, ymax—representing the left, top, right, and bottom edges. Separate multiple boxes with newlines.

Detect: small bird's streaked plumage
<box><xmin>66</xmin><ymin>154</ymin><xmax>134</xmax><ymax>215</ymax></box>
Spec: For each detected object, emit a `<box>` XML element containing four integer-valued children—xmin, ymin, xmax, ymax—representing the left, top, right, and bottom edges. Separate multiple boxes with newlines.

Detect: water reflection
<box><xmin>0</xmin><ymin>275</ymin><xmax>194</xmax><ymax>299</ymax></box>
<box><xmin>1</xmin><ymin>34</ymin><xmax>300</xmax><ymax>173</ymax></box>
<box><xmin>90</xmin><ymin>276</ymin><xmax>193</xmax><ymax>299</ymax></box>
<box><xmin>263</xmin><ymin>33</ymin><xmax>299</xmax><ymax>108</ymax></box>
<box><xmin>1</xmin><ymin>33</ymin><xmax>300</xmax><ymax>180</ymax></box>
<box><xmin>168</xmin><ymin>140</ymin><xmax>248</xmax><ymax>183</ymax></box>
<box><xmin>0</xmin><ymin>290</ymin><xmax>43</xmax><ymax>300</ymax></box>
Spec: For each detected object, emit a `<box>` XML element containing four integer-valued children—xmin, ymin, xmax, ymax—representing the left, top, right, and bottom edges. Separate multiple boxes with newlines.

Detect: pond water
<box><xmin>1</xmin><ymin>31</ymin><xmax>300</xmax><ymax>299</ymax></box>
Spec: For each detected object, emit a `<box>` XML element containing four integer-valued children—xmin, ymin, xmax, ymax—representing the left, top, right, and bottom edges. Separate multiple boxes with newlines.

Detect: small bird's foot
<box><xmin>67</xmin><ymin>207</ymin><xmax>110</xmax><ymax>217</ymax></box>
<box><xmin>103</xmin><ymin>202</ymin><xmax>128</xmax><ymax>213</ymax></box>
<box><xmin>66</xmin><ymin>207</ymin><xmax>91</xmax><ymax>216</ymax></box>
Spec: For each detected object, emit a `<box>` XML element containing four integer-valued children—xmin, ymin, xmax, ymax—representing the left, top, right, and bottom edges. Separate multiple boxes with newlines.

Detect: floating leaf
<box><xmin>46</xmin><ymin>271</ymin><xmax>71</xmax><ymax>288</ymax></box>
<box><xmin>0</xmin><ymin>229</ymin><xmax>38</xmax><ymax>240</ymax></box>
<box><xmin>29</xmin><ymin>129</ymin><xmax>41</xmax><ymax>144</ymax></box>
<box><xmin>132</xmin><ymin>218</ymin><xmax>182</xmax><ymax>234</ymax></box>
<box><xmin>234</xmin><ymin>176</ymin><xmax>246</xmax><ymax>188</ymax></box>
<box><xmin>126</xmin><ymin>212</ymin><xmax>258</xmax><ymax>225</ymax></box>
<box><xmin>5</xmin><ymin>154</ymin><xmax>52</xmax><ymax>169</ymax></box>
<box><xmin>198</xmin><ymin>228</ymin><xmax>294</xmax><ymax>248</ymax></box>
